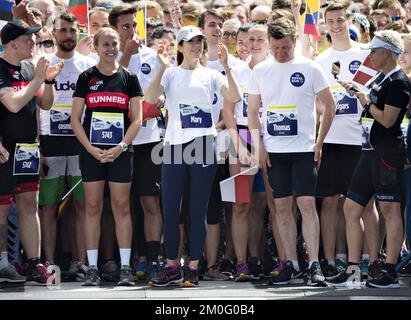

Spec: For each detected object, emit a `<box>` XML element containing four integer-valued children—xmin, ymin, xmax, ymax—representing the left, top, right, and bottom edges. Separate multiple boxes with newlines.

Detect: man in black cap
<box><xmin>0</xmin><ymin>19</ymin><xmax>63</xmax><ymax>285</ymax></box>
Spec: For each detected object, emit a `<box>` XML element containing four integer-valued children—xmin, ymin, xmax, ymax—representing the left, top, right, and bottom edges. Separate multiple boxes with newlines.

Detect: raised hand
<box><xmin>34</xmin><ymin>57</ymin><xmax>48</xmax><ymax>83</ymax></box>
<box><xmin>157</xmin><ymin>44</ymin><xmax>171</xmax><ymax>67</ymax></box>
<box><xmin>170</xmin><ymin>0</ymin><xmax>182</xmax><ymax>29</ymax></box>
<box><xmin>124</xmin><ymin>35</ymin><xmax>141</xmax><ymax>55</ymax></box>
<box><xmin>46</xmin><ymin>60</ymin><xmax>64</xmax><ymax>81</ymax></box>
<box><xmin>217</xmin><ymin>42</ymin><xmax>229</xmax><ymax>68</ymax></box>
<box><xmin>76</xmin><ymin>35</ymin><xmax>94</xmax><ymax>56</ymax></box>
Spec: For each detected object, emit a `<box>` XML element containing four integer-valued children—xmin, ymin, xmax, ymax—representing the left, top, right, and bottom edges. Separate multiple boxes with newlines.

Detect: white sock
<box><xmin>0</xmin><ymin>251</ymin><xmax>8</xmax><ymax>269</ymax></box>
<box><xmin>87</xmin><ymin>249</ymin><xmax>98</xmax><ymax>268</ymax></box>
<box><xmin>119</xmin><ymin>248</ymin><xmax>131</xmax><ymax>267</ymax></box>
<box><xmin>308</xmin><ymin>260</ymin><xmax>318</xmax><ymax>269</ymax></box>
<box><xmin>328</xmin><ymin>260</ymin><xmax>335</xmax><ymax>267</ymax></box>
<box><xmin>291</xmin><ymin>260</ymin><xmax>299</xmax><ymax>271</ymax></box>
<box><xmin>336</xmin><ymin>254</ymin><xmax>347</xmax><ymax>262</ymax></box>
<box><xmin>361</xmin><ymin>254</ymin><xmax>369</xmax><ymax>261</ymax></box>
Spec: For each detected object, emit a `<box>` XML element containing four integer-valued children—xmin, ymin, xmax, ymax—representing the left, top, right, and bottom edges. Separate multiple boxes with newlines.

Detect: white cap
<box><xmin>176</xmin><ymin>26</ymin><xmax>207</xmax><ymax>44</ymax></box>
<box><xmin>362</xmin><ymin>34</ymin><xmax>403</xmax><ymax>54</ymax></box>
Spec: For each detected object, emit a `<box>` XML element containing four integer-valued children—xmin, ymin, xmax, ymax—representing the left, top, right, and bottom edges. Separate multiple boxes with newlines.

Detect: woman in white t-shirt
<box><xmin>144</xmin><ymin>26</ymin><xmax>241</xmax><ymax>287</ymax></box>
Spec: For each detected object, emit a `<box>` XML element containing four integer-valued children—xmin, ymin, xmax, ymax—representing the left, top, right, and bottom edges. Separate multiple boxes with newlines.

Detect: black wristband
<box><xmin>45</xmin><ymin>79</ymin><xmax>56</xmax><ymax>85</ymax></box>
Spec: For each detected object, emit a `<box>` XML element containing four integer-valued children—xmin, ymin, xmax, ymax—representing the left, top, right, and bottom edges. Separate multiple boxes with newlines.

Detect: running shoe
<box><xmin>118</xmin><ymin>265</ymin><xmax>135</xmax><ymax>286</ymax></box>
<box><xmin>203</xmin><ymin>265</ymin><xmax>230</xmax><ymax>281</ymax></box>
<box><xmin>269</xmin><ymin>261</ymin><xmax>304</xmax><ymax>285</ymax></box>
<box><xmin>150</xmin><ymin>264</ymin><xmax>183</xmax><ymax>287</ymax></box>
<box><xmin>26</xmin><ymin>263</ymin><xmax>53</xmax><ymax>286</ymax></box>
<box><xmin>307</xmin><ymin>261</ymin><xmax>325</xmax><ymax>286</ymax></box>
<box><xmin>234</xmin><ymin>261</ymin><xmax>250</xmax><ymax>282</ymax></box>
<box><xmin>366</xmin><ymin>270</ymin><xmax>399</xmax><ymax>289</ymax></box>
<box><xmin>182</xmin><ymin>266</ymin><xmax>199</xmax><ymax>287</ymax></box>
<box><xmin>0</xmin><ymin>263</ymin><xmax>26</xmax><ymax>283</ymax></box>
<box><xmin>82</xmin><ymin>266</ymin><xmax>101</xmax><ymax>286</ymax></box>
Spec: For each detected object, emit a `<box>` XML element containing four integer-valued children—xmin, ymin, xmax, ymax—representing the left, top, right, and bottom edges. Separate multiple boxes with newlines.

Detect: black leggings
<box><xmin>162</xmin><ymin>136</ymin><xmax>217</xmax><ymax>260</ymax></box>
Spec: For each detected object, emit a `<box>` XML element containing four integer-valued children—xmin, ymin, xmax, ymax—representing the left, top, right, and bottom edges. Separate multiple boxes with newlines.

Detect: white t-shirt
<box><xmin>40</xmin><ymin>52</ymin><xmax>95</xmax><ymax>135</ymax></box>
<box><xmin>207</xmin><ymin>54</ymin><xmax>244</xmax><ymax>124</ymax></box>
<box><xmin>249</xmin><ymin>56</ymin><xmax>329</xmax><ymax>153</ymax></box>
<box><xmin>315</xmin><ymin>44</ymin><xmax>369</xmax><ymax>145</ymax></box>
<box><xmin>117</xmin><ymin>46</ymin><xmax>163</xmax><ymax>145</ymax></box>
<box><xmin>161</xmin><ymin>66</ymin><xmax>227</xmax><ymax>145</ymax></box>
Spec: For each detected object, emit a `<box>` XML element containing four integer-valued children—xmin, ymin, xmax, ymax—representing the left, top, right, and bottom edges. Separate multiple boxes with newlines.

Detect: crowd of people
<box><xmin>1</xmin><ymin>0</ymin><xmax>411</xmax><ymax>290</ymax></box>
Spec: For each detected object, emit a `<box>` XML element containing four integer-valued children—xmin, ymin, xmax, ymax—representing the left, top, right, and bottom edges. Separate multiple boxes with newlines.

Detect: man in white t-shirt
<box><xmin>109</xmin><ymin>4</ymin><xmax>163</xmax><ymax>282</ymax></box>
<box><xmin>248</xmin><ymin>17</ymin><xmax>336</xmax><ymax>286</ymax></box>
<box><xmin>314</xmin><ymin>2</ymin><xmax>377</xmax><ymax>279</ymax></box>
<box><xmin>39</xmin><ymin>13</ymin><xmax>95</xmax><ymax>278</ymax></box>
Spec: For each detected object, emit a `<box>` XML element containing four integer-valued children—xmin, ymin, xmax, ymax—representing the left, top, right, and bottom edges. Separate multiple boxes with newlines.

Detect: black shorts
<box><xmin>79</xmin><ymin>147</ymin><xmax>133</xmax><ymax>183</ymax></box>
<box><xmin>347</xmin><ymin>151</ymin><xmax>405</xmax><ymax>207</ymax></box>
<box><xmin>268</xmin><ymin>152</ymin><xmax>317</xmax><ymax>198</ymax></box>
<box><xmin>133</xmin><ymin>142</ymin><xmax>162</xmax><ymax>196</ymax></box>
<box><xmin>316</xmin><ymin>143</ymin><xmax>362</xmax><ymax>197</ymax></box>
<box><xmin>0</xmin><ymin>158</ymin><xmax>39</xmax><ymax>205</ymax></box>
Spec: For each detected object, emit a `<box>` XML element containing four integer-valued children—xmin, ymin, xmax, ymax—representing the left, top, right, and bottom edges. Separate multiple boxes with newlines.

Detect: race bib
<box><xmin>13</xmin><ymin>143</ymin><xmax>40</xmax><ymax>175</ymax></box>
<box><xmin>266</xmin><ymin>106</ymin><xmax>298</xmax><ymax>137</ymax></box>
<box><xmin>361</xmin><ymin>118</ymin><xmax>374</xmax><ymax>150</ymax></box>
<box><xmin>331</xmin><ymin>85</ymin><xmax>358</xmax><ymax>115</ymax></box>
<box><xmin>179</xmin><ymin>103</ymin><xmax>212</xmax><ymax>128</ymax></box>
<box><xmin>242</xmin><ymin>88</ymin><xmax>262</xmax><ymax>118</ymax></box>
<box><xmin>90</xmin><ymin>112</ymin><xmax>124</xmax><ymax>145</ymax></box>
<box><xmin>50</xmin><ymin>104</ymin><xmax>74</xmax><ymax>136</ymax></box>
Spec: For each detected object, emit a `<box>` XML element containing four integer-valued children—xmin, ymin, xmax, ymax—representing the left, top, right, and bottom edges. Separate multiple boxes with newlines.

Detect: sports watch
<box><xmin>119</xmin><ymin>142</ymin><xmax>128</xmax><ymax>152</ymax></box>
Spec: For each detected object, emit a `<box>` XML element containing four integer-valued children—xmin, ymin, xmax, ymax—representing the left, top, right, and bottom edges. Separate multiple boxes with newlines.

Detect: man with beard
<box><xmin>38</xmin><ymin>13</ymin><xmax>95</xmax><ymax>278</ymax></box>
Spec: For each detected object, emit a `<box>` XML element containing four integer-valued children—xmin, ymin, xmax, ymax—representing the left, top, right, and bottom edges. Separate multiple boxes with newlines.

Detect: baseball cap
<box><xmin>176</xmin><ymin>26</ymin><xmax>206</xmax><ymax>44</ymax></box>
<box><xmin>1</xmin><ymin>20</ymin><xmax>41</xmax><ymax>45</ymax></box>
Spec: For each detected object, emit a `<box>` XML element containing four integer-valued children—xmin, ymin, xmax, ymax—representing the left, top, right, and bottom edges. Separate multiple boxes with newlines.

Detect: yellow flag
<box><xmin>136</xmin><ymin>9</ymin><xmax>145</xmax><ymax>40</ymax></box>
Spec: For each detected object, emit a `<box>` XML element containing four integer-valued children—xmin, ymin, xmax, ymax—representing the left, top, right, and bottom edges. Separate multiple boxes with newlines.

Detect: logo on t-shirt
<box><xmin>8</xmin><ymin>68</ymin><xmax>20</xmax><ymax>80</ymax></box>
<box><xmin>141</xmin><ymin>63</ymin><xmax>151</xmax><ymax>75</ymax></box>
<box><xmin>349</xmin><ymin>60</ymin><xmax>361</xmax><ymax>74</ymax></box>
<box><xmin>89</xmin><ymin>76</ymin><xmax>103</xmax><ymax>90</ymax></box>
<box><xmin>290</xmin><ymin>72</ymin><xmax>305</xmax><ymax>87</ymax></box>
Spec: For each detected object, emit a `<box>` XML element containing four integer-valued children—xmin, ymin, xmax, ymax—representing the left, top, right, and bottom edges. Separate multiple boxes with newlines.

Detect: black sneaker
<box><xmin>117</xmin><ymin>265</ymin><xmax>135</xmax><ymax>286</ymax></box>
<box><xmin>366</xmin><ymin>270</ymin><xmax>399</xmax><ymax>288</ymax></box>
<box><xmin>269</xmin><ymin>261</ymin><xmax>304</xmax><ymax>285</ymax></box>
<box><xmin>307</xmin><ymin>262</ymin><xmax>325</xmax><ymax>286</ymax></box>
<box><xmin>325</xmin><ymin>265</ymin><xmax>363</xmax><ymax>288</ymax></box>
<box><xmin>399</xmin><ymin>261</ymin><xmax>411</xmax><ymax>277</ymax></box>
<box><xmin>368</xmin><ymin>261</ymin><xmax>383</xmax><ymax>279</ymax></box>
<box><xmin>322</xmin><ymin>260</ymin><xmax>340</xmax><ymax>280</ymax></box>
<box><xmin>182</xmin><ymin>266</ymin><xmax>199</xmax><ymax>287</ymax></box>
<box><xmin>249</xmin><ymin>257</ymin><xmax>263</xmax><ymax>280</ymax></box>
<box><xmin>82</xmin><ymin>266</ymin><xmax>101</xmax><ymax>286</ymax></box>
<box><xmin>150</xmin><ymin>264</ymin><xmax>183</xmax><ymax>287</ymax></box>
<box><xmin>219</xmin><ymin>259</ymin><xmax>235</xmax><ymax>278</ymax></box>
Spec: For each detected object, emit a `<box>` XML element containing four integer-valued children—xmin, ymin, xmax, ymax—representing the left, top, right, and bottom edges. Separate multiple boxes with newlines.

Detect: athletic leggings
<box><xmin>162</xmin><ymin>136</ymin><xmax>217</xmax><ymax>261</ymax></box>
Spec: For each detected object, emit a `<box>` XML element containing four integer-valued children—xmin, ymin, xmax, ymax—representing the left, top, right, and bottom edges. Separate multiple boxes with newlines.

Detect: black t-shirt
<box><xmin>366</xmin><ymin>69</ymin><xmax>411</xmax><ymax>152</ymax></box>
<box><xmin>73</xmin><ymin>65</ymin><xmax>143</xmax><ymax>149</ymax></box>
<box><xmin>0</xmin><ymin>58</ymin><xmax>37</xmax><ymax>151</ymax></box>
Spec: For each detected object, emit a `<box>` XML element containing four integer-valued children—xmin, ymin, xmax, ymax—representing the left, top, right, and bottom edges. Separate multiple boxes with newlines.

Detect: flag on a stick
<box><xmin>68</xmin><ymin>0</ymin><xmax>89</xmax><ymax>36</ymax></box>
<box><xmin>0</xmin><ymin>0</ymin><xmax>13</xmax><ymax>22</ymax></box>
<box><xmin>220</xmin><ymin>166</ymin><xmax>258</xmax><ymax>203</ymax></box>
<box><xmin>352</xmin><ymin>54</ymin><xmax>379</xmax><ymax>87</ymax></box>
<box><xmin>304</xmin><ymin>4</ymin><xmax>320</xmax><ymax>41</ymax></box>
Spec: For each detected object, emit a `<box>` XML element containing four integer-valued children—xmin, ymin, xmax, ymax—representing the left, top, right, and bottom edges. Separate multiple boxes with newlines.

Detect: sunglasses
<box><xmin>223</xmin><ymin>31</ymin><xmax>237</xmax><ymax>38</ymax></box>
<box><xmin>37</xmin><ymin>40</ymin><xmax>54</xmax><ymax>48</ymax></box>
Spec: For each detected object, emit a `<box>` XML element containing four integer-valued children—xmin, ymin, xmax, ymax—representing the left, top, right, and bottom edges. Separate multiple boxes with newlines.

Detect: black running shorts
<box><xmin>268</xmin><ymin>152</ymin><xmax>317</xmax><ymax>198</ymax></box>
<box><xmin>316</xmin><ymin>143</ymin><xmax>362</xmax><ymax>197</ymax></box>
<box><xmin>347</xmin><ymin>151</ymin><xmax>405</xmax><ymax>207</ymax></box>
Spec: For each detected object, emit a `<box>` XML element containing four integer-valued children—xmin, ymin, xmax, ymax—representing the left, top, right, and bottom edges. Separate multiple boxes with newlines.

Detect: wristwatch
<box><xmin>119</xmin><ymin>142</ymin><xmax>128</xmax><ymax>152</ymax></box>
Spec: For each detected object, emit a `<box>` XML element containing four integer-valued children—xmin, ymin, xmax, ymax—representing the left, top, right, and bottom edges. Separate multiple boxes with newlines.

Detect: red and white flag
<box><xmin>352</xmin><ymin>55</ymin><xmax>379</xmax><ymax>87</ymax></box>
<box><xmin>219</xmin><ymin>166</ymin><xmax>258</xmax><ymax>203</ymax></box>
